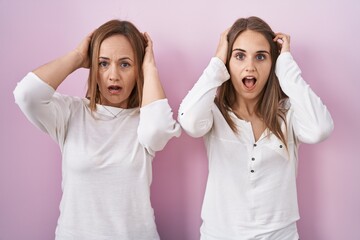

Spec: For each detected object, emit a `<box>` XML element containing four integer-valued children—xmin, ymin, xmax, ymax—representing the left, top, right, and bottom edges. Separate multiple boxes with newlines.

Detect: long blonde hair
<box><xmin>86</xmin><ymin>20</ymin><xmax>146</xmax><ymax>110</ymax></box>
<box><xmin>215</xmin><ymin>16</ymin><xmax>289</xmax><ymax>146</ymax></box>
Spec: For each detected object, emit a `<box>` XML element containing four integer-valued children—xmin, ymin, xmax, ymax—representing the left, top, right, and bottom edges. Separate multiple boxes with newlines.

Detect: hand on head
<box><xmin>142</xmin><ymin>32</ymin><xmax>157</xmax><ymax>69</ymax></box>
<box><xmin>215</xmin><ymin>28</ymin><xmax>230</xmax><ymax>64</ymax></box>
<box><xmin>74</xmin><ymin>30</ymin><xmax>95</xmax><ymax>69</ymax></box>
<box><xmin>273</xmin><ymin>33</ymin><xmax>290</xmax><ymax>54</ymax></box>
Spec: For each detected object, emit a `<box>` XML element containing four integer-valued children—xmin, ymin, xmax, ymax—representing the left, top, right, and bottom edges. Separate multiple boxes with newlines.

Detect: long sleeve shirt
<box><xmin>178</xmin><ymin>52</ymin><xmax>334</xmax><ymax>239</ymax></box>
<box><xmin>14</xmin><ymin>72</ymin><xmax>181</xmax><ymax>240</ymax></box>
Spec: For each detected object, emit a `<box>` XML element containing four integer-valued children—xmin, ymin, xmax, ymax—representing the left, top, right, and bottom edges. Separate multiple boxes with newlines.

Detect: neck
<box><xmin>99</xmin><ymin>94</ymin><xmax>127</xmax><ymax>108</ymax></box>
<box><xmin>232</xmin><ymin>99</ymin><xmax>259</xmax><ymax>121</ymax></box>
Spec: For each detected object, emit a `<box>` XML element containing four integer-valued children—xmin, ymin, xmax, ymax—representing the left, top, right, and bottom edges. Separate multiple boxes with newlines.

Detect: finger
<box><xmin>85</xmin><ymin>29</ymin><xmax>97</xmax><ymax>42</ymax></box>
<box><xmin>143</xmin><ymin>32</ymin><xmax>153</xmax><ymax>47</ymax></box>
<box><xmin>273</xmin><ymin>33</ymin><xmax>291</xmax><ymax>53</ymax></box>
<box><xmin>220</xmin><ymin>28</ymin><xmax>230</xmax><ymax>42</ymax></box>
<box><xmin>274</xmin><ymin>33</ymin><xmax>290</xmax><ymax>42</ymax></box>
<box><xmin>223</xmin><ymin>27</ymin><xmax>230</xmax><ymax>36</ymax></box>
<box><xmin>143</xmin><ymin>32</ymin><xmax>155</xmax><ymax>64</ymax></box>
<box><xmin>273</xmin><ymin>34</ymin><xmax>284</xmax><ymax>43</ymax></box>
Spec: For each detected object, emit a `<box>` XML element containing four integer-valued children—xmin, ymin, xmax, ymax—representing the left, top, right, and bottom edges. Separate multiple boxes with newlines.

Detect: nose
<box><xmin>109</xmin><ymin>64</ymin><xmax>120</xmax><ymax>81</ymax></box>
<box><xmin>245</xmin><ymin>59</ymin><xmax>256</xmax><ymax>72</ymax></box>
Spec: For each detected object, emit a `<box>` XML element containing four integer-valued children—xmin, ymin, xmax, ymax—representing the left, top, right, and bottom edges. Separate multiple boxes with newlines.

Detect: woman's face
<box><xmin>97</xmin><ymin>34</ymin><xmax>137</xmax><ymax>108</ymax></box>
<box><xmin>229</xmin><ymin>30</ymin><xmax>272</xmax><ymax>103</ymax></box>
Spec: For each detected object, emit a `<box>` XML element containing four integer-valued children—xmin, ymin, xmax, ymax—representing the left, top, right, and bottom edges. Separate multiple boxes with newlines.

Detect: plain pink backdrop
<box><xmin>1</xmin><ymin>0</ymin><xmax>359</xmax><ymax>239</ymax></box>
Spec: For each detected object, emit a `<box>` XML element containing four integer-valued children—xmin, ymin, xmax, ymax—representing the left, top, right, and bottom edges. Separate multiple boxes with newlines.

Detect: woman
<box><xmin>14</xmin><ymin>19</ymin><xmax>181</xmax><ymax>240</ymax></box>
<box><xmin>178</xmin><ymin>16</ymin><xmax>333</xmax><ymax>239</ymax></box>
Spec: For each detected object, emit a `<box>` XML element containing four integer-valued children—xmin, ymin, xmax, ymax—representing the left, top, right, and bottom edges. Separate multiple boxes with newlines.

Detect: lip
<box><xmin>107</xmin><ymin>85</ymin><xmax>122</xmax><ymax>94</ymax></box>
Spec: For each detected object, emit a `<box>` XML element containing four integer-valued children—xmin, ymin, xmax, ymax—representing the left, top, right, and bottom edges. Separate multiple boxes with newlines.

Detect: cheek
<box><xmin>126</xmin><ymin>79</ymin><xmax>136</xmax><ymax>91</ymax></box>
<box><xmin>229</xmin><ymin>59</ymin><xmax>245</xmax><ymax>75</ymax></box>
<box><xmin>123</xmin><ymin>80</ymin><xmax>136</xmax><ymax>99</ymax></box>
<box><xmin>229</xmin><ymin>74</ymin><xmax>242</xmax><ymax>91</ymax></box>
<box><xmin>123</xmin><ymin>72</ymin><xmax>137</xmax><ymax>90</ymax></box>
<box><xmin>229</xmin><ymin>67</ymin><xmax>243</xmax><ymax>86</ymax></box>
<box><xmin>260</xmin><ymin>64</ymin><xmax>272</xmax><ymax>80</ymax></box>
<box><xmin>229</xmin><ymin>63</ymin><xmax>239</xmax><ymax>77</ymax></box>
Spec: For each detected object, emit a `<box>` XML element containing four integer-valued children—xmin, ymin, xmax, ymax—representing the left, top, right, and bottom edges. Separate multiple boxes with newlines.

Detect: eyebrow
<box><xmin>98</xmin><ymin>56</ymin><xmax>134</xmax><ymax>62</ymax></box>
<box><xmin>232</xmin><ymin>48</ymin><xmax>270</xmax><ymax>55</ymax></box>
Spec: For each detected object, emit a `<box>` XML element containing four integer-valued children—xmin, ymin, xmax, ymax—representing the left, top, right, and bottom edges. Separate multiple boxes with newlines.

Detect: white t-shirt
<box><xmin>178</xmin><ymin>53</ymin><xmax>333</xmax><ymax>239</ymax></box>
<box><xmin>14</xmin><ymin>72</ymin><xmax>181</xmax><ymax>240</ymax></box>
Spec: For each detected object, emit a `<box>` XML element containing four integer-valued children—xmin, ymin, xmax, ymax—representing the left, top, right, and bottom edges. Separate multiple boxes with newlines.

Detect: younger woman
<box><xmin>178</xmin><ymin>16</ymin><xmax>333</xmax><ymax>239</ymax></box>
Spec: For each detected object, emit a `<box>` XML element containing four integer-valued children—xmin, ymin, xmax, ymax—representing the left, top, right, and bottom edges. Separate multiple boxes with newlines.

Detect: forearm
<box><xmin>33</xmin><ymin>50</ymin><xmax>83</xmax><ymax>90</ymax></box>
<box><xmin>141</xmin><ymin>65</ymin><xmax>166</xmax><ymax>107</ymax></box>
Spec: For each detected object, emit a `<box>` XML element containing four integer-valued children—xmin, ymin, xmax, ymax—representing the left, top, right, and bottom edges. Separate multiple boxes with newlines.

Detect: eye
<box><xmin>99</xmin><ymin>61</ymin><xmax>109</xmax><ymax>68</ymax></box>
<box><xmin>235</xmin><ymin>52</ymin><xmax>245</xmax><ymax>60</ymax></box>
<box><xmin>256</xmin><ymin>54</ymin><xmax>266</xmax><ymax>61</ymax></box>
<box><xmin>120</xmin><ymin>62</ymin><xmax>131</xmax><ymax>68</ymax></box>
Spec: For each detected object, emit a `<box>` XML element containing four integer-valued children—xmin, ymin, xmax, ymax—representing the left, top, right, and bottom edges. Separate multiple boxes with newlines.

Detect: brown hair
<box><xmin>86</xmin><ymin>19</ymin><xmax>146</xmax><ymax>110</ymax></box>
<box><xmin>215</xmin><ymin>16</ymin><xmax>289</xmax><ymax>146</ymax></box>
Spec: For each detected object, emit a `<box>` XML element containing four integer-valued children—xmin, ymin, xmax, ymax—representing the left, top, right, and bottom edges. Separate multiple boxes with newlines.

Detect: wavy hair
<box><xmin>86</xmin><ymin>19</ymin><xmax>146</xmax><ymax>110</ymax></box>
<box><xmin>215</xmin><ymin>16</ymin><xmax>289</xmax><ymax>146</ymax></box>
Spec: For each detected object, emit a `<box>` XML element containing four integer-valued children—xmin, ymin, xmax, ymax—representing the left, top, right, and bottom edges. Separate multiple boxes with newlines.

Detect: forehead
<box><xmin>233</xmin><ymin>30</ymin><xmax>270</xmax><ymax>52</ymax></box>
<box><xmin>99</xmin><ymin>34</ymin><xmax>134</xmax><ymax>57</ymax></box>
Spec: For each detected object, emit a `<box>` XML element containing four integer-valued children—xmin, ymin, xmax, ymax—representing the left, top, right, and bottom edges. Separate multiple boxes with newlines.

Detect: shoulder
<box><xmin>52</xmin><ymin>92</ymin><xmax>88</xmax><ymax>112</ymax></box>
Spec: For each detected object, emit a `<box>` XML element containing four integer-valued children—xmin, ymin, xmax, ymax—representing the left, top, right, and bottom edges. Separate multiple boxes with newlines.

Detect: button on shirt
<box><xmin>178</xmin><ymin>53</ymin><xmax>334</xmax><ymax>238</ymax></box>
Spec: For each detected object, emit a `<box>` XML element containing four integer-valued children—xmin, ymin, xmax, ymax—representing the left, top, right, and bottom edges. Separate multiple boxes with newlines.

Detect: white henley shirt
<box><xmin>178</xmin><ymin>52</ymin><xmax>334</xmax><ymax>239</ymax></box>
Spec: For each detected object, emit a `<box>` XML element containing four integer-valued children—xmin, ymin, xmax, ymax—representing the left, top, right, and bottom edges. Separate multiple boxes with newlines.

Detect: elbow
<box><xmin>182</xmin><ymin>127</ymin><xmax>206</xmax><ymax>138</ymax></box>
<box><xmin>13</xmin><ymin>84</ymin><xmax>34</xmax><ymax>110</ymax></box>
<box><xmin>317</xmin><ymin>119</ymin><xmax>334</xmax><ymax>142</ymax></box>
<box><xmin>178</xmin><ymin>114</ymin><xmax>210</xmax><ymax>138</ymax></box>
<box><xmin>138</xmin><ymin>122</ymin><xmax>181</xmax><ymax>152</ymax></box>
<box><xmin>301</xmin><ymin>120</ymin><xmax>334</xmax><ymax>144</ymax></box>
<box><xmin>14</xmin><ymin>84</ymin><xmax>24</xmax><ymax>105</ymax></box>
<box><xmin>316</xmin><ymin>116</ymin><xmax>335</xmax><ymax>142</ymax></box>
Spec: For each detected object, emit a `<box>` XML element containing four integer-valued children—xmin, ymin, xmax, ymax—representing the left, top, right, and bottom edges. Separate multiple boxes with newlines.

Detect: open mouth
<box><xmin>108</xmin><ymin>85</ymin><xmax>122</xmax><ymax>94</ymax></box>
<box><xmin>242</xmin><ymin>76</ymin><xmax>257</xmax><ymax>89</ymax></box>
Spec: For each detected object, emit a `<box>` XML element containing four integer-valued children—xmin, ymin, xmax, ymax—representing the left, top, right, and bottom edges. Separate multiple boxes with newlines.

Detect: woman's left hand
<box><xmin>143</xmin><ymin>32</ymin><xmax>157</xmax><ymax>70</ymax></box>
<box><xmin>141</xmin><ymin>32</ymin><xmax>165</xmax><ymax>106</ymax></box>
<box><xmin>273</xmin><ymin>33</ymin><xmax>291</xmax><ymax>54</ymax></box>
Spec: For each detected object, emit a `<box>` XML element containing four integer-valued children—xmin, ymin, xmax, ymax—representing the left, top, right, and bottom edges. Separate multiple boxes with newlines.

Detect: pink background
<box><xmin>1</xmin><ymin>0</ymin><xmax>359</xmax><ymax>239</ymax></box>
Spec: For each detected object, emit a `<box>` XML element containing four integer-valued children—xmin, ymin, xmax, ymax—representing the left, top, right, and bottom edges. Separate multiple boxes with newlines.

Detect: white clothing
<box><xmin>178</xmin><ymin>53</ymin><xmax>333</xmax><ymax>239</ymax></box>
<box><xmin>200</xmin><ymin>222</ymin><xmax>299</xmax><ymax>240</ymax></box>
<box><xmin>14</xmin><ymin>72</ymin><xmax>181</xmax><ymax>240</ymax></box>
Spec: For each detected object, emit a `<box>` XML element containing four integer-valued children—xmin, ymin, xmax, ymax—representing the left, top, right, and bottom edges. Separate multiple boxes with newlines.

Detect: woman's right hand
<box><xmin>273</xmin><ymin>32</ymin><xmax>291</xmax><ymax>54</ymax></box>
<box><xmin>74</xmin><ymin>31</ymin><xmax>94</xmax><ymax>68</ymax></box>
<box><xmin>215</xmin><ymin>28</ymin><xmax>230</xmax><ymax>64</ymax></box>
<box><xmin>32</xmin><ymin>30</ymin><xmax>95</xmax><ymax>90</ymax></box>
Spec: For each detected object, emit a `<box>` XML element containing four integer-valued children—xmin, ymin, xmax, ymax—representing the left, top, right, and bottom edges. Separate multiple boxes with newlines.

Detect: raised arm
<box><xmin>33</xmin><ymin>32</ymin><xmax>92</xmax><ymax>90</ymax></box>
<box><xmin>138</xmin><ymin>32</ymin><xmax>181</xmax><ymax>155</ymax></box>
<box><xmin>141</xmin><ymin>32</ymin><xmax>165</xmax><ymax>106</ymax></box>
<box><xmin>178</xmin><ymin>29</ymin><xmax>230</xmax><ymax>138</ymax></box>
<box><xmin>274</xmin><ymin>33</ymin><xmax>334</xmax><ymax>143</ymax></box>
<box><xmin>13</xmin><ymin>33</ymin><xmax>93</xmax><ymax>143</ymax></box>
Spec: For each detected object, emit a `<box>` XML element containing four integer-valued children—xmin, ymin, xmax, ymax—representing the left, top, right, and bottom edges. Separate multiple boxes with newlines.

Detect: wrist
<box><xmin>143</xmin><ymin>64</ymin><xmax>158</xmax><ymax>73</ymax></box>
<box><xmin>71</xmin><ymin>49</ymin><xmax>86</xmax><ymax>68</ymax></box>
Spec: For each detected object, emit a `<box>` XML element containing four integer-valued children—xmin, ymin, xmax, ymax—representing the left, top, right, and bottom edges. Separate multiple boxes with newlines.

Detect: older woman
<box><xmin>14</xmin><ymin>19</ymin><xmax>181</xmax><ymax>240</ymax></box>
